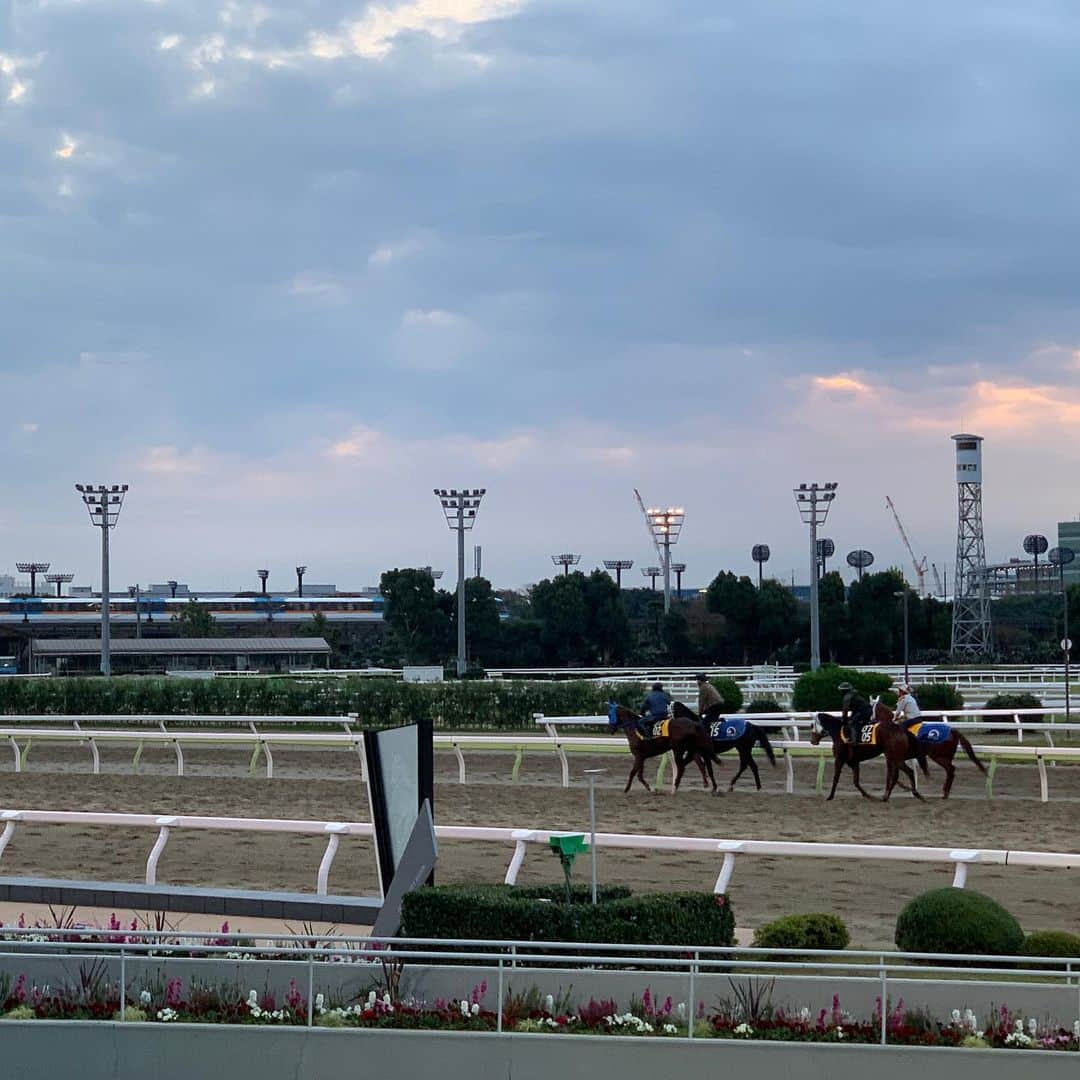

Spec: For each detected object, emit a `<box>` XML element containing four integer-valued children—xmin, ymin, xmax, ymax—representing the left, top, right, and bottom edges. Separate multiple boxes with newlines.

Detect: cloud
<box><xmin>811</xmin><ymin>374</ymin><xmax>875</xmax><ymax>397</ymax></box>
<box><xmin>137</xmin><ymin>446</ymin><xmax>213</xmax><ymax>475</ymax></box>
<box><xmin>54</xmin><ymin>134</ymin><xmax>77</xmax><ymax>159</ymax></box>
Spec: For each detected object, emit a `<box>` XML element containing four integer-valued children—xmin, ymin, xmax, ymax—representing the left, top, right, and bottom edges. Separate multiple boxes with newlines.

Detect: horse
<box><xmin>607</xmin><ymin>703</ymin><xmax>718</xmax><ymax>793</ymax></box>
<box><xmin>810</xmin><ymin>701</ymin><xmax>929</xmax><ymax>801</ymax></box>
<box><xmin>671</xmin><ymin>701</ymin><xmax>777</xmax><ymax>791</ymax></box>
<box><xmin>874</xmin><ymin>700</ymin><xmax>988</xmax><ymax>798</ymax></box>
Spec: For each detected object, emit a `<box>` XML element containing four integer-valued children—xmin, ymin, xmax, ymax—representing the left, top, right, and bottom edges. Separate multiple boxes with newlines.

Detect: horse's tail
<box><xmin>958</xmin><ymin>733</ymin><xmax>988</xmax><ymax>774</ymax></box>
<box><xmin>755</xmin><ymin>726</ymin><xmax>777</xmax><ymax>767</ymax></box>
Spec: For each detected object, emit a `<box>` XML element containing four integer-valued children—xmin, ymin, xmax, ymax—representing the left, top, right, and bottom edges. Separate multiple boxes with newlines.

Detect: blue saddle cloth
<box><xmin>709</xmin><ymin>717</ymin><xmax>747</xmax><ymax>742</ymax></box>
<box><xmin>912</xmin><ymin>721</ymin><xmax>951</xmax><ymax>744</ymax></box>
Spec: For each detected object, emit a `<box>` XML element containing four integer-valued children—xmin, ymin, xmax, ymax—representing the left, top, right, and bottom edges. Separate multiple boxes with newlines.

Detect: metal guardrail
<box><xmin>0</xmin><ymin>929</ymin><xmax>1078</xmax><ymax>1043</ymax></box>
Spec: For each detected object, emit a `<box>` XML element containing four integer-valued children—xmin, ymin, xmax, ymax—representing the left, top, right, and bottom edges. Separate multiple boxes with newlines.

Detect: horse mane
<box><xmin>672</xmin><ymin>700</ymin><xmax>697</xmax><ymax>720</ymax></box>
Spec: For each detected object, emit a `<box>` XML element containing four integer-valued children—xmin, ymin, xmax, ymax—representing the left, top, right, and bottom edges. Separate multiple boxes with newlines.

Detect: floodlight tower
<box><xmin>603</xmin><ymin>559</ymin><xmax>634</xmax><ymax>588</ymax></box>
<box><xmin>846</xmin><ymin>549</ymin><xmax>875</xmax><ymax>582</ymax></box>
<box><xmin>256</xmin><ymin>570</ymin><xmax>269</xmax><ymax>595</ymax></box>
<box><xmin>552</xmin><ymin>553</ymin><xmax>581</xmax><ymax>576</ymax></box>
<box><xmin>1023</xmin><ymin>534</ymin><xmax>1049</xmax><ymax>594</ymax></box>
<box><xmin>642</xmin><ymin>566</ymin><xmax>660</xmax><ymax>590</ymax></box>
<box><xmin>950</xmin><ymin>435</ymin><xmax>991</xmax><ymax>657</ymax></box>
<box><xmin>75</xmin><ymin>483</ymin><xmax>129</xmax><ymax>676</ymax></box>
<box><xmin>751</xmin><ymin>544</ymin><xmax>770</xmax><ymax>589</ymax></box>
<box><xmin>45</xmin><ymin>572</ymin><xmax>74</xmax><ymax>597</ymax></box>
<box><xmin>794</xmin><ymin>482</ymin><xmax>838</xmax><ymax>671</ymax></box>
<box><xmin>816</xmin><ymin>538</ymin><xmax>835</xmax><ymax>577</ymax></box>
<box><xmin>295</xmin><ymin>566</ymin><xmax>307</xmax><ymax>598</ymax></box>
<box><xmin>434</xmin><ymin>488</ymin><xmax>486</xmax><ymax>677</ymax></box>
<box><xmin>16</xmin><ymin>562</ymin><xmax>49</xmax><ymax>597</ymax></box>
<box><xmin>645</xmin><ymin>506</ymin><xmax>685</xmax><ymax>614</ymax></box>
<box><xmin>671</xmin><ymin>563</ymin><xmax>687</xmax><ymax>597</ymax></box>
<box><xmin>421</xmin><ymin>566</ymin><xmax>444</xmax><ymax>581</ymax></box>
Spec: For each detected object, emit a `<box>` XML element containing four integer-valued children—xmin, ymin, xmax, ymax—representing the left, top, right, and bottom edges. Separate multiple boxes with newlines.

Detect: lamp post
<box><xmin>128</xmin><ymin>585</ymin><xmax>143</xmax><ymax>639</ymax></box>
<box><xmin>671</xmin><ymin>563</ymin><xmax>686</xmax><ymax>598</ymax></box>
<box><xmin>642</xmin><ymin>566</ymin><xmax>660</xmax><ymax>590</ymax></box>
<box><xmin>295</xmin><ymin>566</ymin><xmax>307</xmax><ymax>598</ymax></box>
<box><xmin>1023</xmin><ymin>534</ymin><xmax>1049</xmax><ymax>594</ymax></box>
<box><xmin>16</xmin><ymin>562</ymin><xmax>50</xmax><ymax>597</ymax></box>
<box><xmin>256</xmin><ymin>570</ymin><xmax>269</xmax><ymax>595</ymax></box>
<box><xmin>751</xmin><ymin>544</ymin><xmax>770</xmax><ymax>589</ymax></box>
<box><xmin>846</xmin><ymin>549</ymin><xmax>875</xmax><ymax>582</ymax></box>
<box><xmin>552</xmin><ymin>554</ymin><xmax>581</xmax><ymax>576</ymax></box>
<box><xmin>75</xmin><ymin>483</ymin><xmax>129</xmax><ymax>676</ymax></box>
<box><xmin>794</xmin><ymin>482</ymin><xmax>838</xmax><ymax>672</ymax></box>
<box><xmin>1049</xmin><ymin>546</ymin><xmax>1076</xmax><ymax>719</ymax></box>
<box><xmin>434</xmin><ymin>488</ymin><xmax>486</xmax><ymax>677</ymax></box>
<box><xmin>167</xmin><ymin>580</ymin><xmax>179</xmax><ymax>599</ymax></box>
<box><xmin>816</xmin><ymin>538</ymin><xmax>835</xmax><ymax>578</ymax></box>
<box><xmin>45</xmin><ymin>573</ymin><xmax>74</xmax><ymax>598</ymax></box>
<box><xmin>603</xmin><ymin>560</ymin><xmax>633</xmax><ymax>588</ymax></box>
<box><xmin>584</xmin><ymin>768</ymin><xmax>606</xmax><ymax>905</ymax></box>
<box><xmin>645</xmin><ymin>506</ymin><xmax>685</xmax><ymax>614</ymax></box>
<box><xmin>894</xmin><ymin>586</ymin><xmax>910</xmax><ymax>685</ymax></box>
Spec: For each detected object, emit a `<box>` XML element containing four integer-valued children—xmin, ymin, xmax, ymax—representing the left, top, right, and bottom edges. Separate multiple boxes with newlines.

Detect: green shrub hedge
<box><xmin>751</xmin><ymin>913</ymin><xmax>849</xmax><ymax>951</ymax></box>
<box><xmin>910</xmin><ymin>683</ymin><xmax>964</xmax><ymax>710</ymax></box>
<box><xmin>710</xmin><ymin>678</ymin><xmax>744</xmax><ymax>713</ymax></box>
<box><xmin>894</xmin><ymin>888</ymin><xmax>1024</xmax><ymax>957</ymax></box>
<box><xmin>984</xmin><ymin>692</ymin><xmax>1043</xmax><ymax>710</ymax></box>
<box><xmin>0</xmin><ymin>677</ymin><xmax>643</xmax><ymax>731</ymax></box>
<box><xmin>1022</xmin><ymin>931</ymin><xmax>1080</xmax><ymax>959</ymax></box>
<box><xmin>791</xmin><ymin>666</ymin><xmax>893</xmax><ymax>711</ymax></box>
<box><xmin>744</xmin><ymin>699</ymin><xmax>783</xmax><ymax>714</ymax></box>
<box><xmin>400</xmin><ymin>884</ymin><xmax>735</xmax><ymax>946</ymax></box>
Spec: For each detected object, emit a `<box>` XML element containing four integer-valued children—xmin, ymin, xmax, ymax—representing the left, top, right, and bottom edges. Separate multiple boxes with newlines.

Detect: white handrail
<box><xmin>0</xmin><ymin>808</ymin><xmax>1075</xmax><ymax>899</ymax></box>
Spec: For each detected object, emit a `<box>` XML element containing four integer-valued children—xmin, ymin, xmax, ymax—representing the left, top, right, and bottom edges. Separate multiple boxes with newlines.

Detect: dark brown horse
<box><xmin>671</xmin><ymin>702</ymin><xmax>777</xmax><ymax>791</ymax></box>
<box><xmin>607</xmin><ymin>703</ymin><xmax>717</xmax><ymax>793</ymax></box>
<box><xmin>875</xmin><ymin>701</ymin><xmax>988</xmax><ymax>798</ymax></box>
<box><xmin>810</xmin><ymin>701</ymin><xmax>929</xmax><ymax>801</ymax></box>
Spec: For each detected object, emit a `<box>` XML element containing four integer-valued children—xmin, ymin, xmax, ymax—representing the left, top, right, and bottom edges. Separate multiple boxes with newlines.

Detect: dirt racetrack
<box><xmin>0</xmin><ymin>745</ymin><xmax>1076</xmax><ymax>948</ymax></box>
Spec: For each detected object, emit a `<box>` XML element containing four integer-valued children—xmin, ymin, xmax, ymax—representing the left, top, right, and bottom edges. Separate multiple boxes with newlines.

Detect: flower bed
<box><xmin>1</xmin><ymin>967</ymin><xmax>1078</xmax><ymax>1053</ymax></box>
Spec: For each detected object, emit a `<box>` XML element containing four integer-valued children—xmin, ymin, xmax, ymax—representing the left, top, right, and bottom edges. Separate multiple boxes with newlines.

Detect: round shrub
<box><xmin>745</xmin><ymin>699</ymin><xmax>783</xmax><ymax>714</ymax></box>
<box><xmin>984</xmin><ymin>692</ymin><xmax>1042</xmax><ymax>710</ymax></box>
<box><xmin>1022</xmin><ymin>931</ymin><xmax>1080</xmax><ymax>959</ymax></box>
<box><xmin>910</xmin><ymin>682</ymin><xmax>964</xmax><ymax>710</ymax></box>
<box><xmin>791</xmin><ymin>666</ymin><xmax>893</xmax><ymax>711</ymax></box>
<box><xmin>711</xmin><ymin>678</ymin><xmax>744</xmax><ymax>713</ymax></box>
<box><xmin>895</xmin><ymin>888</ymin><xmax>1023</xmax><ymax>957</ymax></box>
<box><xmin>752</xmin><ymin>913</ymin><xmax>849</xmax><ymax>951</ymax></box>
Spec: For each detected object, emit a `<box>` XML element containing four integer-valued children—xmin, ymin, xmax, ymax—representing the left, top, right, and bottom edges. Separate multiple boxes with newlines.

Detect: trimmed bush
<box><xmin>0</xmin><ymin>676</ymin><xmax>643</xmax><ymax>732</ymax></box>
<box><xmin>791</xmin><ymin>666</ymin><xmax>893</xmax><ymax>711</ymax></box>
<box><xmin>709</xmin><ymin>678</ymin><xmax>743</xmax><ymax>713</ymax></box>
<box><xmin>401</xmin><ymin>884</ymin><xmax>735</xmax><ymax>947</ymax></box>
<box><xmin>1022</xmin><ymin>931</ymin><xmax>1080</xmax><ymax>959</ymax></box>
<box><xmin>984</xmin><ymin>692</ymin><xmax>1042</xmax><ymax>710</ymax></box>
<box><xmin>744</xmin><ymin>699</ymin><xmax>783</xmax><ymax>714</ymax></box>
<box><xmin>910</xmin><ymin>683</ymin><xmax>964</xmax><ymax>710</ymax></box>
<box><xmin>751</xmin><ymin>913</ymin><xmax>849</xmax><ymax>951</ymax></box>
<box><xmin>894</xmin><ymin>888</ymin><xmax>1024</xmax><ymax>957</ymax></box>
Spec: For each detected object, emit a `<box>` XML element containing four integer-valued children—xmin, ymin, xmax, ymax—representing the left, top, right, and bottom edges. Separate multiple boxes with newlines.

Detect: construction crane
<box><xmin>885</xmin><ymin>495</ymin><xmax>928</xmax><ymax>597</ymax></box>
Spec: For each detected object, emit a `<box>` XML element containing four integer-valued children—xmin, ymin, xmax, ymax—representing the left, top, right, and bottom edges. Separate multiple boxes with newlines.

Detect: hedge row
<box><xmin>0</xmin><ymin>677</ymin><xmax>644</xmax><ymax>731</ymax></box>
<box><xmin>400</xmin><ymin>884</ymin><xmax>735</xmax><ymax>947</ymax></box>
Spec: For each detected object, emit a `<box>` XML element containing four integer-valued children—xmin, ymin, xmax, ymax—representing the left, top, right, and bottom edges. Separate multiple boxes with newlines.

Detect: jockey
<box><xmin>838</xmin><ymin>681</ymin><xmax>871</xmax><ymax>747</ymax></box>
<box><xmin>894</xmin><ymin>686</ymin><xmax>921</xmax><ymax>729</ymax></box>
<box><xmin>695</xmin><ymin>673</ymin><xmax>724</xmax><ymax>719</ymax></box>
<box><xmin>640</xmin><ymin>682</ymin><xmax>671</xmax><ymax>736</ymax></box>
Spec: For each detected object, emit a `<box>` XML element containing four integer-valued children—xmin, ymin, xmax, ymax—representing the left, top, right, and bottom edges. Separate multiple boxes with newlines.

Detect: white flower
<box><xmin>951</xmin><ymin>1009</ymin><xmax>961</xmax><ymax>1023</ymax></box>
<box><xmin>460</xmin><ymin>999</ymin><xmax>470</xmax><ymax>1017</ymax></box>
<box><xmin>1074</xmin><ymin>1020</ymin><xmax>1080</xmax><ymax>1039</ymax></box>
<box><xmin>662</xmin><ymin>1023</ymin><xmax>677</xmax><ymax>1034</ymax></box>
<box><xmin>1015</xmin><ymin>1019</ymin><xmax>1024</xmax><ymax>1034</ymax></box>
<box><xmin>1028</xmin><ymin>1018</ymin><xmax>1038</xmax><ymax>1036</ymax></box>
<box><xmin>471</xmin><ymin>1003</ymin><xmax>480</xmax><ymax>1017</ymax></box>
<box><xmin>367</xmin><ymin>991</ymin><xmax>377</xmax><ymax>1007</ymax></box>
<box><xmin>798</xmin><ymin>1006</ymin><xmax>812</xmax><ymax>1023</ymax></box>
<box><xmin>248</xmin><ymin>990</ymin><xmax>258</xmax><ymax>1007</ymax></box>
<box><xmin>315</xmin><ymin>994</ymin><xmax>325</xmax><ymax>1013</ymax></box>
<box><xmin>1005</xmin><ymin>1031</ymin><xmax>1034</xmax><ymax>1048</ymax></box>
<box><xmin>382</xmin><ymin>993</ymin><xmax>391</xmax><ymax>1007</ymax></box>
<box><xmin>735</xmin><ymin>1022</ymin><xmax>754</xmax><ymax>1037</ymax></box>
<box><xmin>156</xmin><ymin>1008</ymin><xmax>177</xmax><ymax>1023</ymax></box>
<box><xmin>139</xmin><ymin>991</ymin><xmax>152</xmax><ymax>1006</ymax></box>
<box><xmin>544</xmin><ymin>994</ymin><xmax>554</xmax><ymax>1015</ymax></box>
<box><xmin>676</xmin><ymin>1002</ymin><xmax>686</xmax><ymax>1020</ymax></box>
<box><xmin>965</xmin><ymin>1009</ymin><xmax>978</xmax><ymax>1032</ymax></box>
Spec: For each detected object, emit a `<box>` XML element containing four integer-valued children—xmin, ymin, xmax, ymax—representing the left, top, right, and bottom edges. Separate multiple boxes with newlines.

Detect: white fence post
<box><xmin>146</xmin><ymin>817</ymin><xmax>177</xmax><ymax>884</ymax></box>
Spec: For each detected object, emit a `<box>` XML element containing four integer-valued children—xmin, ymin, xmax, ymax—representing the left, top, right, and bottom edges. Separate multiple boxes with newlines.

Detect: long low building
<box><xmin>30</xmin><ymin>637</ymin><xmax>331</xmax><ymax>675</ymax></box>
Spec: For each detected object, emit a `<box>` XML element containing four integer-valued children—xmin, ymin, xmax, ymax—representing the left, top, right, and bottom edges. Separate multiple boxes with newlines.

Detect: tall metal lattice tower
<box><xmin>950</xmin><ymin>433</ymin><xmax>992</xmax><ymax>657</ymax></box>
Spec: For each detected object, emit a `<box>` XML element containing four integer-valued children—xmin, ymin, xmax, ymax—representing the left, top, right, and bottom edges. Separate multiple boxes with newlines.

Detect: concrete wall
<box><xmin>2</xmin><ymin>1022</ymin><xmax>1077</xmax><ymax>1080</ymax></box>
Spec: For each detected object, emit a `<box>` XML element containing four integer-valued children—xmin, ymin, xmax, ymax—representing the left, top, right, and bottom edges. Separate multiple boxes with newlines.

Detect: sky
<box><xmin>4</xmin><ymin>1</ymin><xmax>1080</xmax><ymax>593</ymax></box>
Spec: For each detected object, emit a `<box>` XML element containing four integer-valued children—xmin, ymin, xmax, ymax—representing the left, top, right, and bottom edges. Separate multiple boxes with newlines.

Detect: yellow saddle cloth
<box><xmin>840</xmin><ymin>722</ymin><xmax>878</xmax><ymax>746</ymax></box>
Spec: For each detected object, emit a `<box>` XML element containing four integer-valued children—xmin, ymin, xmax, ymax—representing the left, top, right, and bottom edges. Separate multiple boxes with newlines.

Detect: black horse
<box><xmin>671</xmin><ymin>701</ymin><xmax>777</xmax><ymax>791</ymax></box>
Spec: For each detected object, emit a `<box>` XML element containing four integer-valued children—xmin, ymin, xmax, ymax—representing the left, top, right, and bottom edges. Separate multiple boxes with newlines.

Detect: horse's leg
<box><xmin>635</xmin><ymin>756</ymin><xmax>654</xmax><ymax>793</ymax></box>
<box><xmin>672</xmin><ymin>749</ymin><xmax>688</xmax><ymax>791</ymax></box>
<box><xmin>882</xmin><ymin>761</ymin><xmax>897</xmax><ymax>801</ymax></box>
<box><xmin>936</xmin><ymin>751</ymin><xmax>956</xmax><ymax>799</ymax></box>
<box><xmin>826</xmin><ymin>756</ymin><xmax>844</xmax><ymax>800</ymax></box>
<box><xmin>729</xmin><ymin>749</ymin><xmax>749</xmax><ymax>791</ymax></box>
<box><xmin>624</xmin><ymin>756</ymin><xmax>638</xmax><ymax>793</ymax></box>
<box><xmin>898</xmin><ymin>762</ymin><xmax>925</xmax><ymax>801</ymax></box>
<box><xmin>746</xmin><ymin>743</ymin><xmax>763</xmax><ymax>791</ymax></box>
<box><xmin>704</xmin><ymin>754</ymin><xmax>718</xmax><ymax>793</ymax></box>
<box><xmin>694</xmin><ymin>746</ymin><xmax>710</xmax><ymax>787</ymax></box>
<box><xmin>850</xmin><ymin>759</ymin><xmax>875</xmax><ymax>800</ymax></box>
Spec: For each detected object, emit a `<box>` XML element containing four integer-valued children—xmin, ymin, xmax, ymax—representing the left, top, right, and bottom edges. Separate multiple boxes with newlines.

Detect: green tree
<box><xmin>529</xmin><ymin>573</ymin><xmax>589</xmax><ymax>664</ymax></box>
<box><xmin>705</xmin><ymin>571</ymin><xmax>759</xmax><ymax>662</ymax></box>
<box><xmin>582</xmin><ymin>570</ymin><xmax>631</xmax><ymax>663</ymax></box>
<box><xmin>818</xmin><ymin>570</ymin><xmax>849</xmax><ymax>661</ymax></box>
<box><xmin>846</xmin><ymin>568</ymin><xmax>906</xmax><ymax>662</ymax></box>
<box><xmin>756</xmin><ymin>579</ymin><xmax>800</xmax><ymax>659</ymax></box>
<box><xmin>171</xmin><ymin>600</ymin><xmax>215</xmax><ymax>638</ymax></box>
<box><xmin>449</xmin><ymin>577</ymin><xmax>502</xmax><ymax>668</ymax></box>
<box><xmin>379</xmin><ymin>568</ymin><xmax>449</xmax><ymax>664</ymax></box>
